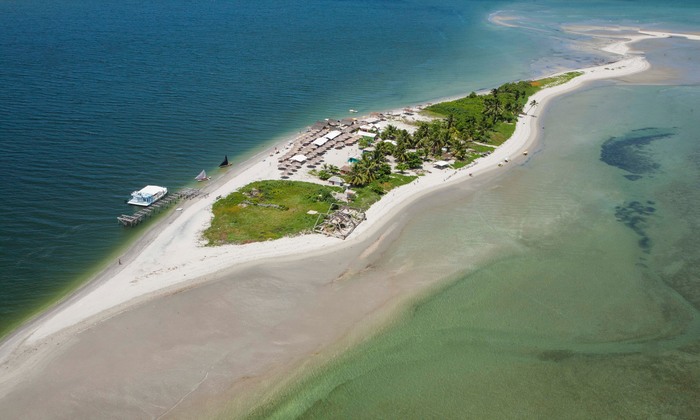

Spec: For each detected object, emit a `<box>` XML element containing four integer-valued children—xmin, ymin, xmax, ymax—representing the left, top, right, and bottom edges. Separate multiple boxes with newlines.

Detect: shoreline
<box><xmin>1</xmin><ymin>28</ymin><xmax>692</xmax><ymax>413</ymax></box>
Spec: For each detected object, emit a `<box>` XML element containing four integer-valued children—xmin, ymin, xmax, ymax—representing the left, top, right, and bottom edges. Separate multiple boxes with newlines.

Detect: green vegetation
<box><xmin>409</xmin><ymin>71</ymin><xmax>583</xmax><ymax>164</ymax></box>
<box><xmin>205</xmin><ymin>174</ymin><xmax>416</xmax><ymax>245</ymax></box>
<box><xmin>310</xmin><ymin>164</ymin><xmax>340</xmax><ymax>181</ymax></box>
<box><xmin>203</xmin><ymin>180</ymin><xmax>341</xmax><ymax>245</ymax></box>
<box><xmin>531</xmin><ymin>71</ymin><xmax>583</xmax><ymax>89</ymax></box>
<box><xmin>205</xmin><ymin>72</ymin><xmax>583</xmax><ymax>246</ymax></box>
<box><xmin>351</xmin><ymin>173</ymin><xmax>417</xmax><ymax>209</ymax></box>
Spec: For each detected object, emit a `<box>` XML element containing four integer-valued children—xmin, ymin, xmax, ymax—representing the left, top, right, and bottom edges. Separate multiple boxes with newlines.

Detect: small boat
<box><xmin>219</xmin><ymin>155</ymin><xmax>232</xmax><ymax>168</ymax></box>
<box><xmin>127</xmin><ymin>185</ymin><xmax>168</xmax><ymax>207</ymax></box>
<box><xmin>349</xmin><ymin>109</ymin><xmax>358</xmax><ymax>113</ymax></box>
<box><xmin>194</xmin><ymin>170</ymin><xmax>210</xmax><ymax>181</ymax></box>
<box><xmin>523</xmin><ymin>150</ymin><xmax>529</xmax><ymax>156</ymax></box>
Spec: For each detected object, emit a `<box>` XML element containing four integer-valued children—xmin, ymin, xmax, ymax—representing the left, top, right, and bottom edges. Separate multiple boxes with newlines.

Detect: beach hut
<box><xmin>433</xmin><ymin>160</ymin><xmax>450</xmax><ymax>169</ymax></box>
<box><xmin>311</xmin><ymin>121</ymin><xmax>327</xmax><ymax>131</ymax></box>
<box><xmin>340</xmin><ymin>118</ymin><xmax>355</xmax><ymax>127</ymax></box>
<box><xmin>357</xmin><ymin>130</ymin><xmax>377</xmax><ymax>139</ymax></box>
<box><xmin>291</xmin><ymin>154</ymin><xmax>308</xmax><ymax>163</ymax></box>
<box><xmin>328</xmin><ymin>176</ymin><xmax>345</xmax><ymax>187</ymax></box>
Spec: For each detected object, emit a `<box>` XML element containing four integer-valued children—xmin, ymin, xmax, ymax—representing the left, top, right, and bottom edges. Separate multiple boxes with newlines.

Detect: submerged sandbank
<box><xmin>1</xmin><ymin>28</ymin><xmax>694</xmax><ymax>418</ymax></box>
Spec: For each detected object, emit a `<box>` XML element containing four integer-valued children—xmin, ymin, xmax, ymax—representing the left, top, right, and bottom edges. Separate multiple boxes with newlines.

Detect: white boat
<box><xmin>194</xmin><ymin>170</ymin><xmax>210</xmax><ymax>181</ymax></box>
<box><xmin>127</xmin><ymin>185</ymin><xmax>168</xmax><ymax>207</ymax></box>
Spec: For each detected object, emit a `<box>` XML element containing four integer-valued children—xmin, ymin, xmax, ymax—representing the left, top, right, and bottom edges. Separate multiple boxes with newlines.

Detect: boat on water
<box><xmin>195</xmin><ymin>170</ymin><xmax>210</xmax><ymax>181</ymax></box>
<box><xmin>219</xmin><ymin>155</ymin><xmax>232</xmax><ymax>168</ymax></box>
<box><xmin>127</xmin><ymin>185</ymin><xmax>168</xmax><ymax>207</ymax></box>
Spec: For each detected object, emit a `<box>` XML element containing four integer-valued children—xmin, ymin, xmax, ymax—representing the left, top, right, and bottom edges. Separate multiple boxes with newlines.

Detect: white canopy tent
<box><xmin>313</xmin><ymin>137</ymin><xmax>330</xmax><ymax>147</ymax></box>
<box><xmin>313</xmin><ymin>130</ymin><xmax>343</xmax><ymax>147</ymax></box>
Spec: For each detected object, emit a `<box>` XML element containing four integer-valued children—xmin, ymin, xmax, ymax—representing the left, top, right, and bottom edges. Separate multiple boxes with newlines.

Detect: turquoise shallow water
<box><xmin>248</xmin><ymin>51</ymin><xmax>700</xmax><ymax>418</ymax></box>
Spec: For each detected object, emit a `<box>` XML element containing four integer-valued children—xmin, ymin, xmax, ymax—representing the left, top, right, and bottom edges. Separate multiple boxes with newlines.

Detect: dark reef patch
<box><xmin>601</xmin><ymin>127</ymin><xmax>675</xmax><ymax>179</ymax></box>
<box><xmin>615</xmin><ymin>200</ymin><xmax>656</xmax><ymax>252</ymax></box>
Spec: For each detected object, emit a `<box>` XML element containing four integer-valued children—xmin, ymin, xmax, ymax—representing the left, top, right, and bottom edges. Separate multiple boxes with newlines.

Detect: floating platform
<box><xmin>117</xmin><ymin>188</ymin><xmax>201</xmax><ymax>227</ymax></box>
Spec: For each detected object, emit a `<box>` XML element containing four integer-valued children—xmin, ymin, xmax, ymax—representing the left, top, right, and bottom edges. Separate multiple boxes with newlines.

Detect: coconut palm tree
<box><xmin>380</xmin><ymin>124</ymin><xmax>398</xmax><ymax>140</ymax></box>
<box><xmin>450</xmin><ymin>137</ymin><xmax>468</xmax><ymax>161</ymax></box>
<box><xmin>528</xmin><ymin>99</ymin><xmax>538</xmax><ymax>113</ymax></box>
<box><xmin>413</xmin><ymin>123</ymin><xmax>430</xmax><ymax>147</ymax></box>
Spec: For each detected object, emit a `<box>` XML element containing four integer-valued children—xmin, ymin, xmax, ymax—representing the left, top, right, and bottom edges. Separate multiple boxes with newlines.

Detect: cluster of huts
<box><xmin>276</xmin><ymin>116</ymin><xmax>383</xmax><ymax>179</ymax></box>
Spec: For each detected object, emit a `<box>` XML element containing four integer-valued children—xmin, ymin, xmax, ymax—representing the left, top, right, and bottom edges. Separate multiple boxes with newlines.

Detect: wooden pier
<box><xmin>117</xmin><ymin>188</ymin><xmax>202</xmax><ymax>227</ymax></box>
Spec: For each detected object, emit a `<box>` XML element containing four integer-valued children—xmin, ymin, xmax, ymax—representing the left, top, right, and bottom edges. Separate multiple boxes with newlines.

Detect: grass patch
<box><xmin>426</xmin><ymin>72</ymin><xmax>584</xmax><ymax>122</ymax></box>
<box><xmin>204</xmin><ymin>180</ymin><xmax>341</xmax><ymax>245</ymax></box>
<box><xmin>488</xmin><ymin>121</ymin><xmax>516</xmax><ymax>145</ymax></box>
<box><xmin>422</xmin><ymin>71</ymin><xmax>584</xmax><ymax>149</ymax></box>
<box><xmin>532</xmin><ymin>71</ymin><xmax>583</xmax><ymax>90</ymax></box>
<box><xmin>469</xmin><ymin>143</ymin><xmax>496</xmax><ymax>153</ymax></box>
<box><xmin>425</xmin><ymin>94</ymin><xmax>486</xmax><ymax>121</ymax></box>
<box><xmin>351</xmin><ymin>173</ymin><xmax>417</xmax><ymax>209</ymax></box>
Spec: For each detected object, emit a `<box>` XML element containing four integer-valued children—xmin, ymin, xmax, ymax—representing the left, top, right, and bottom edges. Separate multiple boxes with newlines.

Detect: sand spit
<box><xmin>1</xmin><ymin>29</ymin><xmax>695</xmax><ymax>418</ymax></box>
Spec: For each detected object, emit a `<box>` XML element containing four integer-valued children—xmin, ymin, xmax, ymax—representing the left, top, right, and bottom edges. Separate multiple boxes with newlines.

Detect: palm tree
<box><xmin>348</xmin><ymin>166</ymin><xmax>369</xmax><ymax>187</ymax></box>
<box><xmin>380</xmin><ymin>124</ymin><xmax>398</xmax><ymax>140</ymax></box>
<box><xmin>483</xmin><ymin>97</ymin><xmax>501</xmax><ymax>121</ymax></box>
<box><xmin>393</xmin><ymin>144</ymin><xmax>408</xmax><ymax>163</ymax></box>
<box><xmin>446</xmin><ymin>113</ymin><xmax>454</xmax><ymax>131</ymax></box>
<box><xmin>413</xmin><ymin>123</ymin><xmax>430</xmax><ymax>147</ymax></box>
<box><xmin>396</xmin><ymin>129</ymin><xmax>413</xmax><ymax>149</ymax></box>
<box><xmin>321</xmin><ymin>163</ymin><xmax>340</xmax><ymax>174</ymax></box>
<box><xmin>450</xmin><ymin>138</ymin><xmax>468</xmax><ymax>161</ymax></box>
<box><xmin>375</xmin><ymin>141</ymin><xmax>394</xmax><ymax>158</ymax></box>
<box><xmin>349</xmin><ymin>153</ymin><xmax>386</xmax><ymax>187</ymax></box>
<box><xmin>528</xmin><ymin>99</ymin><xmax>538</xmax><ymax>113</ymax></box>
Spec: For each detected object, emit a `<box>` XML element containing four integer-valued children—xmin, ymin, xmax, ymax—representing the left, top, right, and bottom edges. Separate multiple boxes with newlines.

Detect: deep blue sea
<box><xmin>0</xmin><ymin>0</ymin><xmax>698</xmax><ymax>336</ymax></box>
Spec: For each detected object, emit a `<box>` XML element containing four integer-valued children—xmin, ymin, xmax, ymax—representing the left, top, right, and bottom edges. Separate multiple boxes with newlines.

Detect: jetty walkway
<box><xmin>117</xmin><ymin>188</ymin><xmax>202</xmax><ymax>227</ymax></box>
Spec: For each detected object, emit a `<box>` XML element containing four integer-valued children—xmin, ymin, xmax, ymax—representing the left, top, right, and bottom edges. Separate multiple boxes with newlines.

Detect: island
<box><xmin>1</xmin><ymin>28</ymin><xmax>699</xmax><ymax>419</ymax></box>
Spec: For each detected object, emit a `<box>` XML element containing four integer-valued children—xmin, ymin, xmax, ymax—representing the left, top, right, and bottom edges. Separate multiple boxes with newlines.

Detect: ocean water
<box><xmin>246</xmin><ymin>25</ymin><xmax>700</xmax><ymax>420</ymax></box>
<box><xmin>10</xmin><ymin>0</ymin><xmax>686</xmax><ymax>336</ymax></box>
<box><xmin>1</xmin><ymin>0</ymin><xmax>700</xmax><ymax>416</ymax></box>
<box><xmin>0</xmin><ymin>0</ymin><xmax>600</xmax><ymax>336</ymax></box>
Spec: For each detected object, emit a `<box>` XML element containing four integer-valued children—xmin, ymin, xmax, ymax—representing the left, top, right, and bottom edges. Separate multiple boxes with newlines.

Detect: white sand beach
<box><xmin>0</xmin><ymin>29</ymin><xmax>690</xmax><ymax>418</ymax></box>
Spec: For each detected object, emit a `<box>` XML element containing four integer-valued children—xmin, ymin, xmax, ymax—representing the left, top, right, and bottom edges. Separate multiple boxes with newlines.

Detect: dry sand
<box><xmin>0</xmin><ymin>29</ymin><xmax>687</xmax><ymax>418</ymax></box>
